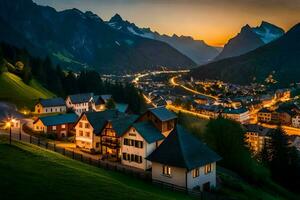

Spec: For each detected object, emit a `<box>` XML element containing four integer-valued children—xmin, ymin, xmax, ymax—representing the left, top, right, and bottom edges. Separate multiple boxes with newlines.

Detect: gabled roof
<box><xmin>37</xmin><ymin>113</ymin><xmax>78</xmax><ymax>126</ymax></box>
<box><xmin>244</xmin><ymin>124</ymin><xmax>272</xmax><ymax>136</ymax></box>
<box><xmin>110</xmin><ymin>115</ymin><xmax>139</xmax><ymax>137</ymax></box>
<box><xmin>93</xmin><ymin>94</ymin><xmax>112</xmax><ymax>105</ymax></box>
<box><xmin>148</xmin><ymin>106</ymin><xmax>177</xmax><ymax>121</ymax></box>
<box><xmin>100</xmin><ymin>94</ymin><xmax>112</xmax><ymax>102</ymax></box>
<box><xmin>146</xmin><ymin>125</ymin><xmax>221</xmax><ymax>170</ymax></box>
<box><xmin>68</xmin><ymin>93</ymin><xmax>94</xmax><ymax>104</ymax></box>
<box><xmin>132</xmin><ymin>121</ymin><xmax>165</xmax><ymax>144</ymax></box>
<box><xmin>83</xmin><ymin>110</ymin><xmax>137</xmax><ymax>136</ymax></box>
<box><xmin>116</xmin><ymin>103</ymin><xmax>129</xmax><ymax>113</ymax></box>
<box><xmin>38</xmin><ymin>98</ymin><xmax>65</xmax><ymax>107</ymax></box>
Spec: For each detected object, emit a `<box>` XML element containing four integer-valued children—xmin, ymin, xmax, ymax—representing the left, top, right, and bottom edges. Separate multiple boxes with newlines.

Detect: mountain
<box><xmin>215</xmin><ymin>21</ymin><xmax>284</xmax><ymax>60</ymax></box>
<box><xmin>108</xmin><ymin>14</ymin><xmax>220</xmax><ymax>65</ymax></box>
<box><xmin>0</xmin><ymin>0</ymin><xmax>195</xmax><ymax>73</ymax></box>
<box><xmin>190</xmin><ymin>23</ymin><xmax>300</xmax><ymax>86</ymax></box>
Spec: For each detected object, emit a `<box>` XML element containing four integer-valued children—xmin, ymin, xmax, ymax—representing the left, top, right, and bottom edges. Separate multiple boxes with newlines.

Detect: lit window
<box><xmin>192</xmin><ymin>168</ymin><xmax>200</xmax><ymax>178</ymax></box>
<box><xmin>204</xmin><ymin>164</ymin><xmax>212</xmax><ymax>174</ymax></box>
<box><xmin>162</xmin><ymin>165</ymin><xmax>171</xmax><ymax>176</ymax></box>
<box><xmin>52</xmin><ymin>126</ymin><xmax>56</xmax><ymax>130</ymax></box>
<box><xmin>85</xmin><ymin>123</ymin><xmax>90</xmax><ymax>128</ymax></box>
<box><xmin>79</xmin><ymin>122</ymin><xmax>83</xmax><ymax>128</ymax></box>
<box><xmin>79</xmin><ymin>130</ymin><xmax>83</xmax><ymax>136</ymax></box>
<box><xmin>86</xmin><ymin>132</ymin><xmax>90</xmax><ymax>137</ymax></box>
<box><xmin>62</xmin><ymin>124</ymin><xmax>66</xmax><ymax>129</ymax></box>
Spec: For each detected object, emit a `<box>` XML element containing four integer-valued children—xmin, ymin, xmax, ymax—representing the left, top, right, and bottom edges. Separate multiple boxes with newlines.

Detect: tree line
<box><xmin>0</xmin><ymin>42</ymin><xmax>146</xmax><ymax>114</ymax></box>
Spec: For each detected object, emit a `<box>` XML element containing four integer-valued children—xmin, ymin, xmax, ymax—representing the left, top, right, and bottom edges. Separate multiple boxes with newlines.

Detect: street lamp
<box><xmin>6</xmin><ymin>118</ymin><xmax>16</xmax><ymax>145</ymax></box>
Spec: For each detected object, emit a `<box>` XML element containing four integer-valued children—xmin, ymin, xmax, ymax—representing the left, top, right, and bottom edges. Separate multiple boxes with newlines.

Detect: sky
<box><xmin>33</xmin><ymin>0</ymin><xmax>300</xmax><ymax>47</ymax></box>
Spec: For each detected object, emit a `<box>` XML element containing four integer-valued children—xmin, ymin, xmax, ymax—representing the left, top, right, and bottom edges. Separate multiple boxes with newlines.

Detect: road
<box><xmin>169</xmin><ymin>76</ymin><xmax>219</xmax><ymax>100</ymax></box>
<box><xmin>261</xmin><ymin>123</ymin><xmax>300</xmax><ymax>136</ymax></box>
<box><xmin>166</xmin><ymin>104</ymin><xmax>210</xmax><ymax>120</ymax></box>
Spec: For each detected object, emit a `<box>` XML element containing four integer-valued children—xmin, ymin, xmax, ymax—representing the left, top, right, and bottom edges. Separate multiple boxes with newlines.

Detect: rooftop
<box><xmin>37</xmin><ymin>113</ymin><xmax>78</xmax><ymax>126</ymax></box>
<box><xmin>38</xmin><ymin>97</ymin><xmax>65</xmax><ymax>107</ymax></box>
<box><xmin>68</xmin><ymin>93</ymin><xmax>94</xmax><ymax>104</ymax></box>
<box><xmin>244</xmin><ymin>124</ymin><xmax>272</xmax><ymax>136</ymax></box>
<box><xmin>148</xmin><ymin>106</ymin><xmax>177</xmax><ymax>122</ymax></box>
<box><xmin>132</xmin><ymin>121</ymin><xmax>165</xmax><ymax>144</ymax></box>
<box><xmin>146</xmin><ymin>125</ymin><xmax>221</xmax><ymax>170</ymax></box>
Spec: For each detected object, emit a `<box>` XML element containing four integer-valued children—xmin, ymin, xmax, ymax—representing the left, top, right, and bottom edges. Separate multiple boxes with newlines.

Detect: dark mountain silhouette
<box><xmin>0</xmin><ymin>0</ymin><xmax>195</xmax><ymax>73</ymax></box>
<box><xmin>191</xmin><ymin>23</ymin><xmax>300</xmax><ymax>86</ymax></box>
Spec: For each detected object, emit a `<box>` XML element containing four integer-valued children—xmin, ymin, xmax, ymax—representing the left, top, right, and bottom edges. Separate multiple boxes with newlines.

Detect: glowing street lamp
<box><xmin>6</xmin><ymin>117</ymin><xmax>16</xmax><ymax>145</ymax></box>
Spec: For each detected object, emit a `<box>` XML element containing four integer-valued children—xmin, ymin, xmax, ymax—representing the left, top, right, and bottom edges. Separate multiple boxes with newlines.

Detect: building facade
<box><xmin>35</xmin><ymin>98</ymin><xmax>66</xmax><ymax>114</ymax></box>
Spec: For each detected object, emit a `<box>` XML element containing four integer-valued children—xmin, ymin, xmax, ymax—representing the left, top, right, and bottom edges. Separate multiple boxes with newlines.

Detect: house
<box><xmin>222</xmin><ymin>107</ymin><xmax>250</xmax><ymax>124</ymax></box>
<box><xmin>195</xmin><ymin>105</ymin><xmax>221</xmax><ymax>119</ymax></box>
<box><xmin>147</xmin><ymin>125</ymin><xmax>221</xmax><ymax>191</ymax></box>
<box><xmin>292</xmin><ymin>114</ymin><xmax>300</xmax><ymax>128</ymax></box>
<box><xmin>35</xmin><ymin>98</ymin><xmax>66</xmax><ymax>114</ymax></box>
<box><xmin>33</xmin><ymin>113</ymin><xmax>78</xmax><ymax>138</ymax></box>
<box><xmin>137</xmin><ymin>106</ymin><xmax>177</xmax><ymax>137</ymax></box>
<box><xmin>257</xmin><ymin>108</ymin><xmax>273</xmax><ymax>123</ymax></box>
<box><xmin>244</xmin><ymin>124</ymin><xmax>272</xmax><ymax>153</ymax></box>
<box><xmin>66</xmin><ymin>93</ymin><xmax>94</xmax><ymax>115</ymax></box>
<box><xmin>121</xmin><ymin>121</ymin><xmax>165</xmax><ymax>170</ymax></box>
<box><xmin>74</xmin><ymin>110</ymin><xmax>137</xmax><ymax>156</ymax></box>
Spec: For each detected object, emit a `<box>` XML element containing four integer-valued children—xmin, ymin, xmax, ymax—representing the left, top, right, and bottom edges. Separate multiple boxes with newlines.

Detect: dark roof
<box><xmin>259</xmin><ymin>108</ymin><xmax>272</xmax><ymax>113</ymax></box>
<box><xmin>223</xmin><ymin>107</ymin><xmax>248</xmax><ymax>114</ymax></box>
<box><xmin>146</xmin><ymin>125</ymin><xmax>221</xmax><ymax>170</ymax></box>
<box><xmin>110</xmin><ymin>115</ymin><xmax>139</xmax><ymax>137</ymax></box>
<box><xmin>38</xmin><ymin>98</ymin><xmax>65</xmax><ymax>107</ymax></box>
<box><xmin>116</xmin><ymin>103</ymin><xmax>129</xmax><ymax>113</ymax></box>
<box><xmin>68</xmin><ymin>93</ymin><xmax>94</xmax><ymax>104</ymax></box>
<box><xmin>133</xmin><ymin>121</ymin><xmax>165</xmax><ymax>143</ymax></box>
<box><xmin>83</xmin><ymin>110</ymin><xmax>137</xmax><ymax>136</ymax></box>
<box><xmin>37</xmin><ymin>113</ymin><xmax>78</xmax><ymax>126</ymax></box>
<box><xmin>244</xmin><ymin>124</ymin><xmax>272</xmax><ymax>136</ymax></box>
<box><xmin>101</xmin><ymin>94</ymin><xmax>112</xmax><ymax>102</ymax></box>
<box><xmin>93</xmin><ymin>95</ymin><xmax>105</xmax><ymax>105</ymax></box>
<box><xmin>149</xmin><ymin>106</ymin><xmax>177</xmax><ymax>121</ymax></box>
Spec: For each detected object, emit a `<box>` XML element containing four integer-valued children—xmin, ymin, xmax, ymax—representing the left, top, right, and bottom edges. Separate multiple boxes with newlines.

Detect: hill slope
<box><xmin>0</xmin><ymin>0</ymin><xmax>195</xmax><ymax>73</ymax></box>
<box><xmin>215</xmin><ymin>22</ymin><xmax>284</xmax><ymax>60</ymax></box>
<box><xmin>108</xmin><ymin>14</ymin><xmax>219</xmax><ymax>65</ymax></box>
<box><xmin>0</xmin><ymin>72</ymin><xmax>55</xmax><ymax>108</ymax></box>
<box><xmin>191</xmin><ymin>23</ymin><xmax>300</xmax><ymax>86</ymax></box>
<box><xmin>0</xmin><ymin>138</ymin><xmax>192</xmax><ymax>200</ymax></box>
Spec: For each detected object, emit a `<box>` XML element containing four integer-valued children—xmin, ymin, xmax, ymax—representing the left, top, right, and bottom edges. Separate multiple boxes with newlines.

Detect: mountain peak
<box><xmin>241</xmin><ymin>24</ymin><xmax>252</xmax><ymax>32</ymax></box>
<box><xmin>110</xmin><ymin>13</ymin><xmax>123</xmax><ymax>23</ymax></box>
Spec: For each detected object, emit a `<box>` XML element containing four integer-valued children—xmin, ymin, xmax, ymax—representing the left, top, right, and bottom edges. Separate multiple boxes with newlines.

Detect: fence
<box><xmin>6</xmin><ymin>131</ymin><xmax>227</xmax><ymax>200</ymax></box>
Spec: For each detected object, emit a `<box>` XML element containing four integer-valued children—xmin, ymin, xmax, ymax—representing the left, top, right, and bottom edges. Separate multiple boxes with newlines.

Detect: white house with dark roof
<box><xmin>35</xmin><ymin>98</ymin><xmax>66</xmax><ymax>114</ymax></box>
<box><xmin>66</xmin><ymin>93</ymin><xmax>94</xmax><ymax>115</ymax></box>
<box><xmin>147</xmin><ymin>125</ymin><xmax>221</xmax><ymax>191</ymax></box>
<box><xmin>121</xmin><ymin>121</ymin><xmax>165</xmax><ymax>170</ymax></box>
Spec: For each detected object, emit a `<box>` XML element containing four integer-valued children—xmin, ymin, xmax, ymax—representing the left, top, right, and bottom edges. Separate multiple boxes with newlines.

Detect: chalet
<box><xmin>244</xmin><ymin>124</ymin><xmax>272</xmax><ymax>153</ymax></box>
<box><xmin>35</xmin><ymin>98</ymin><xmax>66</xmax><ymax>114</ymax></box>
<box><xmin>222</xmin><ymin>107</ymin><xmax>250</xmax><ymax>124</ymax></box>
<box><xmin>137</xmin><ymin>106</ymin><xmax>177</xmax><ymax>137</ymax></box>
<box><xmin>66</xmin><ymin>93</ymin><xmax>94</xmax><ymax>115</ymax></box>
<box><xmin>121</xmin><ymin>121</ymin><xmax>165</xmax><ymax>170</ymax></box>
<box><xmin>33</xmin><ymin>113</ymin><xmax>78</xmax><ymax>138</ymax></box>
<box><xmin>147</xmin><ymin>125</ymin><xmax>221</xmax><ymax>191</ymax></box>
<box><xmin>74</xmin><ymin>110</ymin><xmax>137</xmax><ymax>157</ymax></box>
<box><xmin>93</xmin><ymin>95</ymin><xmax>112</xmax><ymax>111</ymax></box>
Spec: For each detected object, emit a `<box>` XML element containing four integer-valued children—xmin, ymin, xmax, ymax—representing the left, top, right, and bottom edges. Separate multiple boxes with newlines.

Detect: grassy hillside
<box><xmin>0</xmin><ymin>137</ymin><xmax>192</xmax><ymax>200</ymax></box>
<box><xmin>0</xmin><ymin>72</ymin><xmax>55</xmax><ymax>108</ymax></box>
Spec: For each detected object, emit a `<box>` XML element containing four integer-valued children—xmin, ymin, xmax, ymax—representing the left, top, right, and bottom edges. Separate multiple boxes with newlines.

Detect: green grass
<box><xmin>178</xmin><ymin>112</ymin><xmax>209</xmax><ymax>138</ymax></box>
<box><xmin>0</xmin><ymin>72</ymin><xmax>55</xmax><ymax>108</ymax></box>
<box><xmin>0</xmin><ymin>137</ymin><xmax>193</xmax><ymax>200</ymax></box>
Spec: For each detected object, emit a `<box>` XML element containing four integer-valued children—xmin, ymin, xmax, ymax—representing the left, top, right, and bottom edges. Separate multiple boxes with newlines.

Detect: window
<box><xmin>86</xmin><ymin>132</ymin><xmax>90</xmax><ymax>137</ymax></box>
<box><xmin>85</xmin><ymin>123</ymin><xmax>90</xmax><ymax>128</ymax></box>
<box><xmin>192</xmin><ymin>168</ymin><xmax>200</xmax><ymax>178</ymax></box>
<box><xmin>45</xmin><ymin>109</ymin><xmax>48</xmax><ymax>112</ymax></box>
<box><xmin>52</xmin><ymin>126</ymin><xmax>56</xmax><ymax>130</ymax></box>
<box><xmin>79</xmin><ymin>130</ymin><xmax>83</xmax><ymax>136</ymax></box>
<box><xmin>79</xmin><ymin>122</ymin><xmax>83</xmax><ymax>128</ymax></box>
<box><xmin>162</xmin><ymin>165</ymin><xmax>171</xmax><ymax>176</ymax></box>
<box><xmin>62</xmin><ymin>124</ymin><xmax>66</xmax><ymax>129</ymax></box>
<box><xmin>124</xmin><ymin>138</ymin><xmax>129</xmax><ymax>145</ymax></box>
<box><xmin>123</xmin><ymin>153</ymin><xmax>127</xmax><ymax>160</ymax></box>
<box><xmin>96</xmin><ymin>142</ymin><xmax>100</xmax><ymax>148</ymax></box>
<box><xmin>204</xmin><ymin>164</ymin><xmax>212</xmax><ymax>174</ymax></box>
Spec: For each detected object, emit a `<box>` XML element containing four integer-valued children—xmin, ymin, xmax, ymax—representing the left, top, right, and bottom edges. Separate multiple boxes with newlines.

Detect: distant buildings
<box><xmin>257</xmin><ymin>108</ymin><xmax>273</xmax><ymax>123</ymax></box>
<box><xmin>244</xmin><ymin>124</ymin><xmax>272</xmax><ymax>153</ymax></box>
<box><xmin>222</xmin><ymin>107</ymin><xmax>250</xmax><ymax>124</ymax></box>
<box><xmin>35</xmin><ymin>98</ymin><xmax>66</xmax><ymax>114</ymax></box>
